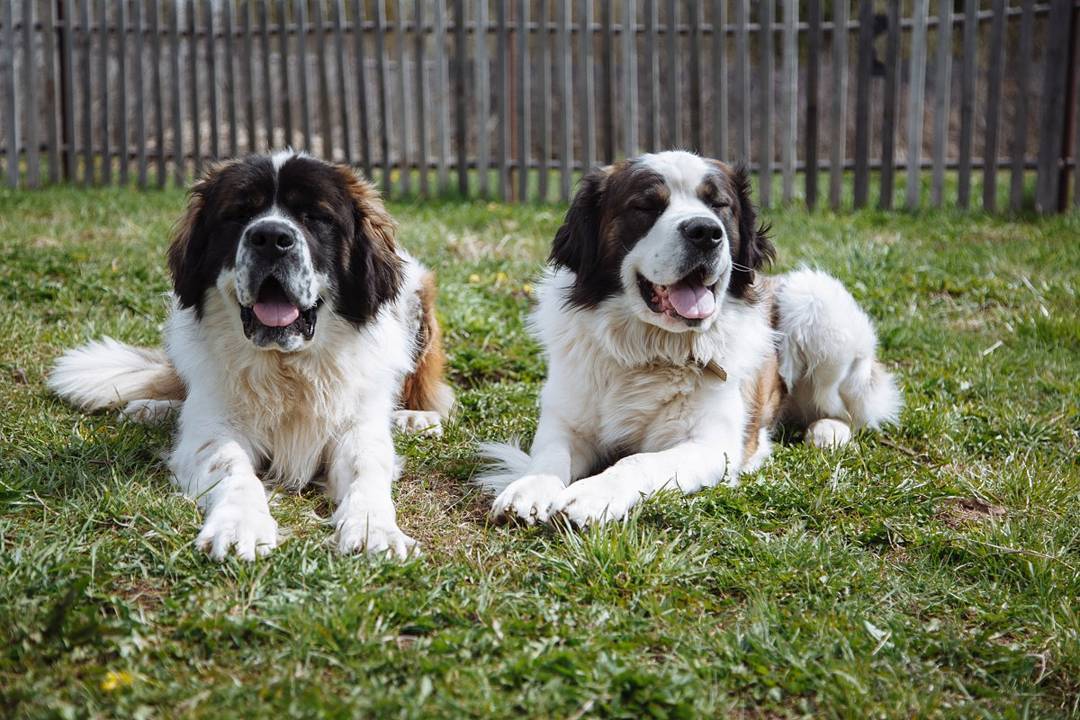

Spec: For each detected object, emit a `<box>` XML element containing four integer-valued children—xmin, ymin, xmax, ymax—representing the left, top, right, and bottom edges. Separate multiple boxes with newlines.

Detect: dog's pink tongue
<box><xmin>253</xmin><ymin>301</ymin><xmax>299</xmax><ymax>327</ymax></box>
<box><xmin>667</xmin><ymin>281</ymin><xmax>715</xmax><ymax>319</ymax></box>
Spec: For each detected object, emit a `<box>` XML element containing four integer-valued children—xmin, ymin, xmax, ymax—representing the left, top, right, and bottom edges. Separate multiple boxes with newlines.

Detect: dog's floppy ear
<box><xmin>333</xmin><ymin>166</ymin><xmax>403</xmax><ymax>324</ymax></box>
<box><xmin>728</xmin><ymin>165</ymin><xmax>775</xmax><ymax>298</ymax></box>
<box><xmin>551</xmin><ymin>165</ymin><xmax>616</xmax><ymax>306</ymax></box>
<box><xmin>167</xmin><ymin>168</ymin><xmax>218</xmax><ymax>312</ymax></box>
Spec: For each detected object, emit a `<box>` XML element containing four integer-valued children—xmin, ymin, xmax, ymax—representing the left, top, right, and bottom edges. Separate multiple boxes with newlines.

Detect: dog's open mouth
<box><xmin>239</xmin><ymin>277</ymin><xmax>321</xmax><ymax>341</ymax></box>
<box><xmin>637</xmin><ymin>267</ymin><xmax>717</xmax><ymax>321</ymax></box>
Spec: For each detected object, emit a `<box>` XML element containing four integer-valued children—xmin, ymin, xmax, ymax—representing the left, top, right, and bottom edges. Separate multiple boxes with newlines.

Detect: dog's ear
<box><xmin>728</xmin><ymin>165</ymin><xmax>775</xmax><ymax>298</ymax></box>
<box><xmin>167</xmin><ymin>168</ymin><xmax>218</xmax><ymax>312</ymax></box>
<box><xmin>333</xmin><ymin>166</ymin><xmax>403</xmax><ymax>324</ymax></box>
<box><xmin>551</xmin><ymin>165</ymin><xmax>615</xmax><ymax>305</ymax></box>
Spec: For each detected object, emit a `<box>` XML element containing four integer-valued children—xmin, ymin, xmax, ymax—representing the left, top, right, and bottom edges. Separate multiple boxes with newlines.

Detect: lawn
<box><xmin>1</xmin><ymin>183</ymin><xmax>1078</xmax><ymax>718</ymax></box>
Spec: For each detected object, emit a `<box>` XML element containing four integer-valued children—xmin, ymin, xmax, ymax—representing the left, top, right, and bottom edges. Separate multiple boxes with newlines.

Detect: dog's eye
<box><xmin>710</xmin><ymin>199</ymin><xmax>731</xmax><ymax>212</ymax></box>
<box><xmin>301</xmin><ymin>211</ymin><xmax>333</xmax><ymax>225</ymax></box>
<box><xmin>632</xmin><ymin>203</ymin><xmax>662</xmax><ymax>217</ymax></box>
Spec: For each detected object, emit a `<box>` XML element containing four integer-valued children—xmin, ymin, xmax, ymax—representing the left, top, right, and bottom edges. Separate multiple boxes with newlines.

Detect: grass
<box><xmin>1</xmin><ymin>183</ymin><xmax>1078</xmax><ymax>718</ymax></box>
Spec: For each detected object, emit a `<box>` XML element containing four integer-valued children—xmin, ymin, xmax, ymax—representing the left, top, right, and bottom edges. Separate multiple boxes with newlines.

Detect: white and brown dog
<box><xmin>50</xmin><ymin>152</ymin><xmax>452</xmax><ymax>560</ymax></box>
<box><xmin>480</xmin><ymin>150</ymin><xmax>901</xmax><ymax>527</ymax></box>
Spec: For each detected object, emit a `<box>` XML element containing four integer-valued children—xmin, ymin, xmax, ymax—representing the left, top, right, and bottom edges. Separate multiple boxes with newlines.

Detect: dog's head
<box><xmin>168</xmin><ymin>152</ymin><xmax>401</xmax><ymax>351</ymax></box>
<box><xmin>551</xmin><ymin>150</ymin><xmax>773</xmax><ymax>333</ymax></box>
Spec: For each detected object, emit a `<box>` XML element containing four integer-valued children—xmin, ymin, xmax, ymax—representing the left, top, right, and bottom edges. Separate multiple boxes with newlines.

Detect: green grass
<box><xmin>1</xmin><ymin>184</ymin><xmax>1078</xmax><ymax>719</ymax></box>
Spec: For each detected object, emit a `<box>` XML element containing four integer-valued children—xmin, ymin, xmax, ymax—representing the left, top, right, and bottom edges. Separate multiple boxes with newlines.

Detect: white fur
<box><xmin>479</xmin><ymin>152</ymin><xmax>901</xmax><ymax>527</ymax></box>
<box><xmin>47</xmin><ymin>337</ymin><xmax>174</xmax><ymax>411</ymax></box>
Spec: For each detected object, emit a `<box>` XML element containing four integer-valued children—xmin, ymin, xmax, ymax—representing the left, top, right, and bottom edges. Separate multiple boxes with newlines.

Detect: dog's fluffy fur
<box><xmin>479</xmin><ymin>151</ymin><xmax>900</xmax><ymax>527</ymax></box>
<box><xmin>50</xmin><ymin>152</ymin><xmax>452</xmax><ymax>560</ymax></box>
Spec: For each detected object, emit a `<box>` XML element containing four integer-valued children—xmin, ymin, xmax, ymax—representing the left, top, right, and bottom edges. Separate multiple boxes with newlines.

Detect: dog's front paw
<box><xmin>806</xmin><ymin>418</ymin><xmax>852</xmax><ymax>449</ymax></box>
<box><xmin>490</xmin><ymin>474</ymin><xmax>566</xmax><ymax>525</ymax></box>
<box><xmin>392</xmin><ymin>410</ymin><xmax>443</xmax><ymax>436</ymax></box>
<box><xmin>196</xmin><ymin>497</ymin><xmax>278</xmax><ymax>561</ymax></box>
<box><xmin>336</xmin><ymin>516</ymin><xmax>419</xmax><ymax>559</ymax></box>
<box><xmin>550</xmin><ymin>474</ymin><xmax>638</xmax><ymax>528</ymax></box>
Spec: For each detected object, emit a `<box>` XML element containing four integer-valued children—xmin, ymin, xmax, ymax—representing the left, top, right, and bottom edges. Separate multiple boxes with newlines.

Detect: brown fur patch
<box><xmin>400</xmin><ymin>271</ymin><xmax>454</xmax><ymax>417</ymax></box>
<box><xmin>742</xmin><ymin>352</ymin><xmax>785</xmax><ymax>460</ymax></box>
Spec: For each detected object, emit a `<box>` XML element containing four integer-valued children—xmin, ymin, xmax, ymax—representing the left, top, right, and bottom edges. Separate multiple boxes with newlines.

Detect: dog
<box><xmin>49</xmin><ymin>151</ymin><xmax>453</xmax><ymax>560</ymax></box>
<box><xmin>479</xmin><ymin>150</ymin><xmax>901</xmax><ymax>527</ymax></box>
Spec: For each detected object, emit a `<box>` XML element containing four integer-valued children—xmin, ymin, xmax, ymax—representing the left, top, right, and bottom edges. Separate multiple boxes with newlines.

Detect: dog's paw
<box><xmin>122</xmin><ymin>399</ymin><xmax>182</xmax><ymax>424</ymax></box>
<box><xmin>806</xmin><ymin>418</ymin><xmax>852</xmax><ymax>449</ymax></box>
<box><xmin>336</xmin><ymin>517</ymin><xmax>420</xmax><ymax>559</ymax></box>
<box><xmin>392</xmin><ymin>410</ymin><xmax>443</xmax><ymax>436</ymax></box>
<box><xmin>196</xmin><ymin>498</ymin><xmax>278</xmax><ymax>561</ymax></box>
<box><xmin>490</xmin><ymin>474</ymin><xmax>565</xmax><ymax>525</ymax></box>
<box><xmin>550</xmin><ymin>474</ymin><xmax>638</xmax><ymax>528</ymax></box>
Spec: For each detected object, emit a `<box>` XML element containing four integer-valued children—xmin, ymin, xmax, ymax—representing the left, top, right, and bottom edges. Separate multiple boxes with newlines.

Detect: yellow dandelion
<box><xmin>522</xmin><ymin>283</ymin><xmax>534</xmax><ymax>295</ymax></box>
<box><xmin>495</xmin><ymin>272</ymin><xmax>508</xmax><ymax>284</ymax></box>
<box><xmin>100</xmin><ymin>670</ymin><xmax>134</xmax><ymax>692</ymax></box>
<box><xmin>468</xmin><ymin>273</ymin><xmax>481</xmax><ymax>284</ymax></box>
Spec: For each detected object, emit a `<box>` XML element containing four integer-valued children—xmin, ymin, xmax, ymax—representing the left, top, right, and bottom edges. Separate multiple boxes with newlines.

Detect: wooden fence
<box><xmin>1</xmin><ymin>0</ymin><xmax>1078</xmax><ymax>213</ymax></box>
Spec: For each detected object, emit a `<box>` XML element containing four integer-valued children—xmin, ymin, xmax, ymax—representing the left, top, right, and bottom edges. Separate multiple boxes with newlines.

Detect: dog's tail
<box><xmin>48</xmin><ymin>337</ymin><xmax>186</xmax><ymax>411</ymax></box>
<box><xmin>841</xmin><ymin>358</ymin><xmax>902</xmax><ymax>430</ymax></box>
<box><xmin>474</xmin><ymin>440</ymin><xmax>531</xmax><ymax>494</ymax></box>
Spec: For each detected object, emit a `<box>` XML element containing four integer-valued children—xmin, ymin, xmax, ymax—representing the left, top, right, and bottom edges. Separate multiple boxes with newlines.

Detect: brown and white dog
<box><xmin>50</xmin><ymin>151</ymin><xmax>452</xmax><ymax>560</ymax></box>
<box><xmin>479</xmin><ymin>151</ymin><xmax>901</xmax><ymax>527</ymax></box>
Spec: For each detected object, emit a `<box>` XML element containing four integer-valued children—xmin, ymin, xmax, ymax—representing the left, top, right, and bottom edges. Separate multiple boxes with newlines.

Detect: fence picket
<box><xmin>828</xmin><ymin>0</ymin><xmax>847</xmax><ymax>209</ymax></box>
<box><xmin>981</xmin><ymin>0</ymin><xmax>1006</xmax><ymax>212</ymax></box>
<box><xmin>645</xmin><ymin>0</ymin><xmax>658</xmax><ymax>152</ymax></box>
<box><xmin>1009</xmin><ymin>0</ymin><xmax>1034</xmax><ymax>211</ymax></box>
<box><xmin>223</xmin><ymin>1</ymin><xmax>237</xmax><ymax>157</ymax></box>
<box><xmin>601</xmin><ymin>0</ymin><xmax>614</xmax><ymax>162</ymax></box>
<box><xmin>516</xmin><ymin>0</ymin><xmax>529</xmax><ymax>201</ymax></box>
<box><xmin>333</xmin><ymin>0</ymin><xmax>350</xmax><ymax>165</ymax></box>
<box><xmin>132</xmin><ymin>0</ymin><xmax>146</xmax><ymax>187</ymax></box>
<box><xmin>374</xmin><ymin>0</ymin><xmax>391</xmax><ymax>189</ymax></box>
<box><xmin>205</xmin><ymin>0</ymin><xmax>218</xmax><ymax>159</ymax></box>
<box><xmin>187</xmin><ymin>0</ymin><xmax>199</xmax><ymax>176</ymax></box>
<box><xmin>537</xmin><ymin>0</ymin><xmax>550</xmax><ymax>199</ymax></box>
<box><xmin>760</xmin><ymin>0</ymin><xmax>773</xmax><ymax>208</ymax></box>
<box><xmin>689</xmin><ymin>0</ymin><xmax>702</xmax><ymax>153</ymax></box>
<box><xmin>22</xmin><ymin>0</ymin><xmax>39</xmax><ymax>187</ymax></box>
<box><xmin>243</xmin><ymin>1</ymin><xmax>256</xmax><ymax>155</ymax></box>
<box><xmin>278</xmin><ymin>0</ymin><xmax>292</xmax><ymax>147</ymax></box>
<box><xmin>296</xmin><ymin>0</ymin><xmax>312</xmax><ymax>151</ymax></box>
<box><xmin>495</xmin><ymin>0</ymin><xmax>508</xmax><ymax>200</ymax></box>
<box><xmin>930</xmin><ymin>0</ymin><xmax>951</xmax><ymax>207</ymax></box>
<box><xmin>1034</xmin><ymin>0</ymin><xmax>1073</xmax><ymax>213</ymax></box>
<box><xmin>434</xmin><ymin>0</ymin><xmax>449</xmax><ymax>192</ymax></box>
<box><xmin>354</xmin><ymin>0</ymin><xmax>372</xmax><ymax>177</ymax></box>
<box><xmin>556</xmin><ymin>0</ymin><xmax>571</xmax><ymax>200</ymax></box>
<box><xmin>624</xmin><ymin>0</ymin><xmax>638</xmax><ymax>158</ymax></box>
<box><xmin>315</xmin><ymin>0</ymin><xmax>332</xmax><ymax>159</ymax></box>
<box><xmin>170</xmin><ymin>0</ymin><xmax>182</xmax><ymax>184</ymax></box>
<box><xmin>454</xmin><ymin>0</ymin><xmax>466</xmax><ymax>193</ymax></box>
<box><xmin>905</xmin><ymin>0</ymin><xmax>928</xmax><ymax>210</ymax></box>
<box><xmin>711</xmin><ymin>0</ymin><xmax>727</xmax><ymax>160</ymax></box>
<box><xmin>805</xmin><ymin>0</ymin><xmax>820</xmax><ymax>208</ymax></box>
<box><xmin>150</xmin><ymin>0</ymin><xmax>164</xmax><ymax>186</ymax></box>
<box><xmin>879</xmin><ymin>0</ymin><xmax>899</xmax><ymax>209</ymax></box>
<box><xmin>259</xmin><ymin>0</ymin><xmax>273</xmax><ymax>151</ymax></box>
<box><xmin>1</xmin><ymin>0</ymin><xmax>15</xmax><ymax>187</ymax></box>
<box><xmin>415</xmin><ymin>0</ymin><xmax>428</xmax><ymax>194</ymax></box>
<box><xmin>780</xmin><ymin>0</ymin><xmax>796</xmax><ymax>202</ymax></box>
<box><xmin>665</xmin><ymin>0</ymin><xmax>679</xmax><ymax>147</ymax></box>
<box><xmin>735</xmin><ymin>0</ymin><xmax>749</xmax><ymax>164</ymax></box>
<box><xmin>474</xmin><ymin>0</ymin><xmax>489</xmax><ymax>196</ymax></box>
<box><xmin>80</xmin><ymin>0</ymin><xmax>92</xmax><ymax>185</ymax></box>
<box><xmin>852</xmin><ymin>0</ymin><xmax>872</xmax><ymax>208</ymax></box>
<box><xmin>956</xmin><ymin>0</ymin><xmax>976</xmax><ymax>208</ymax></box>
<box><xmin>43</xmin><ymin>0</ymin><xmax>60</xmax><ymax>182</ymax></box>
<box><xmin>115</xmin><ymin>0</ymin><xmax>126</xmax><ymax>182</ymax></box>
<box><xmin>581</xmin><ymin>0</ymin><xmax>595</xmax><ymax>172</ymax></box>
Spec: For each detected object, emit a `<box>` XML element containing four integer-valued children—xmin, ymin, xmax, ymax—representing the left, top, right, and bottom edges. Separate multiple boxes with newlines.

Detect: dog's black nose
<box><xmin>679</xmin><ymin>217</ymin><xmax>724</xmax><ymax>251</ymax></box>
<box><xmin>247</xmin><ymin>221</ymin><xmax>296</xmax><ymax>260</ymax></box>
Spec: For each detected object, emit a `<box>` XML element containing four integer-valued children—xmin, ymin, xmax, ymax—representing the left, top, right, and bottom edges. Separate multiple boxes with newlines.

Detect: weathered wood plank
<box><xmin>601</xmin><ymin>0</ymin><xmax>614</xmax><ymax>161</ymax></box>
<box><xmin>188</xmin><ymin>0</ymin><xmax>200</xmax><ymax>176</ymax></box>
<box><xmin>666</xmin><ymin>0</ymin><xmax>679</xmax><ymax>147</ymax></box>
<box><xmin>96</xmin><ymin>0</ymin><xmax>110</xmax><ymax>184</ymax></box>
<box><xmin>44</xmin><ymin>0</ymin><xmax>61</xmax><ymax>182</ymax></box>
<box><xmin>581</xmin><ymin>0</ymin><xmax>595</xmax><ymax>172</ymax></box>
<box><xmin>22</xmin><ymin>0</ymin><xmax>39</xmax><ymax>186</ymax></box>
<box><xmin>1</xmin><ymin>0</ymin><xmax>16</xmax><ymax>186</ymax></box>
<box><xmin>689</xmin><ymin>0</ymin><xmax>702</xmax><ymax>153</ymax></box>
<box><xmin>434</xmin><ymin>0</ymin><xmax>450</xmax><ymax>192</ymax></box>
<box><xmin>243</xmin><ymin>1</ymin><xmax>256</xmax><ymax>154</ymax></box>
<box><xmin>150</xmin><ymin>0</ymin><xmax>164</xmax><ymax>186</ymax></box>
<box><xmin>204</xmin><ymin>0</ymin><xmax>219</xmax><ymax>159</ymax></box>
<box><xmin>645</xmin><ymin>0</ymin><xmax>658</xmax><ymax>151</ymax></box>
<box><xmin>956</xmin><ymin>0</ymin><xmax>977</xmax><ymax>208</ymax></box>
<box><xmin>314</xmin><ymin>0</ymin><xmax>332</xmax><ymax>158</ymax></box>
<box><xmin>278</xmin><ymin>0</ymin><xmax>293</xmax><ymax>147</ymax></box>
<box><xmin>454</xmin><ymin>0</ymin><xmax>467</xmax><ymax>193</ymax></box>
<box><xmin>1034</xmin><ymin>0</ymin><xmax>1073</xmax><ymax>212</ymax></box>
<box><xmin>133</xmin><ymin>0</ymin><xmax>146</xmax><ymax>187</ymax></box>
<box><xmin>374</xmin><ymin>0</ymin><xmax>391</xmax><ymax>190</ymax></box>
<box><xmin>516</xmin><ymin>0</ymin><xmax>529</xmax><ymax>200</ymax></box>
<box><xmin>259</xmin><ymin>0</ymin><xmax>273</xmax><ymax>151</ymax></box>
<box><xmin>223</xmin><ymin>0</ymin><xmax>237</xmax><ymax>157</ymax></box>
<box><xmin>930</xmin><ymin>0</ymin><xmax>951</xmax><ymax>207</ymax></box>
<box><xmin>805</xmin><ymin>0</ymin><xmax>820</xmax><ymax>208</ymax></box>
<box><xmin>495</xmin><ymin>0</ymin><xmax>508</xmax><ymax>200</ymax></box>
<box><xmin>780</xmin><ymin>0</ymin><xmax>797</xmax><ymax>202</ymax></box>
<box><xmin>711</xmin><ymin>0</ymin><xmax>726</xmax><ymax>159</ymax></box>
<box><xmin>80</xmin><ymin>0</ymin><xmax>92</xmax><ymax>185</ymax></box>
<box><xmin>1009</xmin><ymin>0</ymin><xmax>1034</xmax><ymax>211</ymax></box>
<box><xmin>475</xmin><ymin>0</ymin><xmax>489</xmax><ymax>196</ymax></box>
<box><xmin>624</xmin><ymin>0</ymin><xmax>638</xmax><ymax>158</ymax></box>
<box><xmin>852</xmin><ymin>0</ymin><xmax>872</xmax><ymax>207</ymax></box>
<box><xmin>760</xmin><ymin>0</ymin><xmax>774</xmax><ymax>208</ymax></box>
<box><xmin>170</xmin><ymin>0</ymin><xmax>182</xmax><ymax>184</ymax></box>
<box><xmin>735</xmin><ymin>0</ymin><xmax>750</xmax><ymax>163</ymax></box>
<box><xmin>353</xmin><ymin>0</ymin><xmax>372</xmax><ymax>177</ymax></box>
<box><xmin>396</xmin><ymin>0</ymin><xmax>412</xmax><ymax>194</ymax></box>
<box><xmin>296</xmin><ymin>0</ymin><xmax>312</xmax><ymax>151</ymax></box>
<box><xmin>334</xmin><ymin>0</ymin><xmax>351</xmax><ymax>164</ymax></box>
<box><xmin>879</xmin><ymin>0</ymin><xmax>900</xmax><ymax>209</ymax></box>
<box><xmin>981</xmin><ymin>0</ymin><xmax>1007</xmax><ymax>211</ymax></box>
<box><xmin>828</xmin><ymin>0</ymin><xmax>847</xmax><ymax>209</ymax></box>
<box><xmin>537</xmin><ymin>0</ymin><xmax>550</xmax><ymax>199</ymax></box>
<box><xmin>116</xmin><ymin>0</ymin><xmax>127</xmax><ymax>182</ymax></box>
<box><xmin>556</xmin><ymin>0</ymin><xmax>571</xmax><ymax>200</ymax></box>
<box><xmin>416</xmin><ymin>0</ymin><xmax>428</xmax><ymax>194</ymax></box>
<box><xmin>905</xmin><ymin>0</ymin><xmax>928</xmax><ymax>210</ymax></box>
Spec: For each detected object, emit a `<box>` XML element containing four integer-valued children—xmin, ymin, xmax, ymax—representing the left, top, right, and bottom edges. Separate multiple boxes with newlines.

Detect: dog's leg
<box><xmin>170</xmin><ymin>393</ymin><xmax>278</xmax><ymax>562</ymax></box>
<box><xmin>489</xmin><ymin>415</ymin><xmax>598</xmax><ymax>525</ymax></box>
<box><xmin>326</xmin><ymin>416</ymin><xmax>418</xmax><ymax>559</ymax></box>
<box><xmin>805</xmin><ymin>418</ymin><xmax>853</xmax><ymax>448</ymax></box>
<box><xmin>392</xmin><ymin>409</ymin><xmax>443</xmax><ymax>436</ymax></box>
